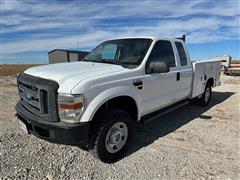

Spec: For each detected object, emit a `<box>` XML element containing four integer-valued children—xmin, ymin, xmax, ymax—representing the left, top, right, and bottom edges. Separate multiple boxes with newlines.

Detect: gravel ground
<box><xmin>0</xmin><ymin>74</ymin><xmax>239</xmax><ymax>180</ymax></box>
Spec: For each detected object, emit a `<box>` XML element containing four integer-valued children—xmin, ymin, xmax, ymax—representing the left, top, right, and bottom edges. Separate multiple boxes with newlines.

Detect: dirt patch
<box><xmin>0</xmin><ymin>65</ymin><xmax>43</xmax><ymax>76</ymax></box>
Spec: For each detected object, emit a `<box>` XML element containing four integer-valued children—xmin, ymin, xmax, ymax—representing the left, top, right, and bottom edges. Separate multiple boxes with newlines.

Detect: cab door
<box><xmin>174</xmin><ymin>41</ymin><xmax>193</xmax><ymax>100</ymax></box>
<box><xmin>140</xmin><ymin>40</ymin><xmax>179</xmax><ymax>115</ymax></box>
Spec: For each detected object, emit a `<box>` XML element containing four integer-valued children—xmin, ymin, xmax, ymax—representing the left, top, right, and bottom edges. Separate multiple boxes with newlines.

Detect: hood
<box><xmin>24</xmin><ymin>61</ymin><xmax>127</xmax><ymax>92</ymax></box>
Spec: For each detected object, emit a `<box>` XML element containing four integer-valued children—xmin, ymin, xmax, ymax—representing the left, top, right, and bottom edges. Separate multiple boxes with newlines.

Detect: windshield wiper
<box><xmin>83</xmin><ymin>59</ymin><xmax>123</xmax><ymax>66</ymax></box>
<box><xmin>86</xmin><ymin>59</ymin><xmax>121</xmax><ymax>65</ymax></box>
<box><xmin>101</xmin><ymin>60</ymin><xmax>121</xmax><ymax>65</ymax></box>
<box><xmin>83</xmin><ymin>59</ymin><xmax>102</xmax><ymax>63</ymax></box>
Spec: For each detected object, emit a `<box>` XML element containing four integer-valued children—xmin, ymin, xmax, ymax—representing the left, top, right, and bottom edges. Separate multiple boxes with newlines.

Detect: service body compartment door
<box><xmin>192</xmin><ymin>62</ymin><xmax>206</xmax><ymax>98</ymax></box>
<box><xmin>205</xmin><ymin>62</ymin><xmax>222</xmax><ymax>87</ymax></box>
<box><xmin>215</xmin><ymin>62</ymin><xmax>222</xmax><ymax>86</ymax></box>
<box><xmin>192</xmin><ymin>60</ymin><xmax>222</xmax><ymax>98</ymax></box>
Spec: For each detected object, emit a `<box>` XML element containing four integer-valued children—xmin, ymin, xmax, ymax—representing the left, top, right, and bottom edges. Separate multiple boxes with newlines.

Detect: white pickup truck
<box><xmin>16</xmin><ymin>36</ymin><xmax>222</xmax><ymax>163</ymax></box>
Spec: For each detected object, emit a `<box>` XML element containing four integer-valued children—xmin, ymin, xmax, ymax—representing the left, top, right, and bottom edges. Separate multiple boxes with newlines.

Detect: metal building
<box><xmin>48</xmin><ymin>49</ymin><xmax>89</xmax><ymax>64</ymax></box>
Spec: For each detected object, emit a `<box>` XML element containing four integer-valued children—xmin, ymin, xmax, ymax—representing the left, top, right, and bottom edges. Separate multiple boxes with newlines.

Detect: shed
<box><xmin>48</xmin><ymin>49</ymin><xmax>89</xmax><ymax>64</ymax></box>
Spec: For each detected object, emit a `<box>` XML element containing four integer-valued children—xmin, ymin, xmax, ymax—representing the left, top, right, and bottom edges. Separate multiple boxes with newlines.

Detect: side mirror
<box><xmin>148</xmin><ymin>61</ymin><xmax>169</xmax><ymax>73</ymax></box>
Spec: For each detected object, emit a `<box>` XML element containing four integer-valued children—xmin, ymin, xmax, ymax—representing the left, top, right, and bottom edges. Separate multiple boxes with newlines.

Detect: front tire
<box><xmin>88</xmin><ymin>109</ymin><xmax>132</xmax><ymax>163</ymax></box>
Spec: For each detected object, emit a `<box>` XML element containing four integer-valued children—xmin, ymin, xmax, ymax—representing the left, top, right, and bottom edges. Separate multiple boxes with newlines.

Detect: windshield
<box><xmin>83</xmin><ymin>38</ymin><xmax>152</xmax><ymax>68</ymax></box>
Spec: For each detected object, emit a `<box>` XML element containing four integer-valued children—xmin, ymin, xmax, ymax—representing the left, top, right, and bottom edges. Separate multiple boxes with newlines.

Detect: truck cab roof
<box><xmin>104</xmin><ymin>36</ymin><xmax>185</xmax><ymax>43</ymax></box>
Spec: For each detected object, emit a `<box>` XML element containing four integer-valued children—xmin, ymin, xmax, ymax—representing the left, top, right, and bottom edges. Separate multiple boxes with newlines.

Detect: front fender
<box><xmin>79</xmin><ymin>86</ymin><xmax>142</xmax><ymax>122</ymax></box>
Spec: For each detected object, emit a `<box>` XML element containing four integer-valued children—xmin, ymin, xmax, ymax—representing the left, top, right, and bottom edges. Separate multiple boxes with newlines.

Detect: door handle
<box><xmin>133</xmin><ymin>79</ymin><xmax>143</xmax><ymax>90</ymax></box>
<box><xmin>176</xmin><ymin>72</ymin><xmax>180</xmax><ymax>81</ymax></box>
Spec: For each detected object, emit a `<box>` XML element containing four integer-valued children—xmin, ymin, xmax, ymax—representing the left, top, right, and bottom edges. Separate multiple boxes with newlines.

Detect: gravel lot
<box><xmin>0</xmin><ymin>74</ymin><xmax>239</xmax><ymax>180</ymax></box>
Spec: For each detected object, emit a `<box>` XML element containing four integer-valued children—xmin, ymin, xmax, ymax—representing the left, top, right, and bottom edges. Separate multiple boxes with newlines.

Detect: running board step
<box><xmin>141</xmin><ymin>100</ymin><xmax>189</xmax><ymax>124</ymax></box>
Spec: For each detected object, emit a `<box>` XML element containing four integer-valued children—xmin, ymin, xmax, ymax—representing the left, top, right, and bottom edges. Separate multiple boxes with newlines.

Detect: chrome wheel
<box><xmin>105</xmin><ymin>122</ymin><xmax>128</xmax><ymax>154</ymax></box>
<box><xmin>204</xmin><ymin>87</ymin><xmax>211</xmax><ymax>103</ymax></box>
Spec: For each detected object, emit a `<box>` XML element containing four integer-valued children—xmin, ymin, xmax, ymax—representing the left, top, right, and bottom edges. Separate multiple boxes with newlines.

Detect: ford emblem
<box><xmin>26</xmin><ymin>94</ymin><xmax>32</xmax><ymax>100</ymax></box>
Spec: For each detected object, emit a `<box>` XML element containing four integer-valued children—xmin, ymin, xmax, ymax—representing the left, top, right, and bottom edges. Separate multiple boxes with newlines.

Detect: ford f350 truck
<box><xmin>16</xmin><ymin>36</ymin><xmax>222</xmax><ymax>163</ymax></box>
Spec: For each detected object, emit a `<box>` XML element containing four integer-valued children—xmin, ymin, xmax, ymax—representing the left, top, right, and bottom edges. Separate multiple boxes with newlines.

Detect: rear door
<box><xmin>174</xmin><ymin>41</ymin><xmax>193</xmax><ymax>100</ymax></box>
<box><xmin>141</xmin><ymin>40</ymin><xmax>180</xmax><ymax>115</ymax></box>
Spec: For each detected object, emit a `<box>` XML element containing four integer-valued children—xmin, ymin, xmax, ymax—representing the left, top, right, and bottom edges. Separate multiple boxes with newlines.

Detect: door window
<box><xmin>147</xmin><ymin>41</ymin><xmax>176</xmax><ymax>73</ymax></box>
<box><xmin>175</xmin><ymin>42</ymin><xmax>188</xmax><ymax>66</ymax></box>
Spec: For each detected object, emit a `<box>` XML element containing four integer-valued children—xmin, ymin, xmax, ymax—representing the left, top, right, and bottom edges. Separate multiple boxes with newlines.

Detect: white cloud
<box><xmin>1</xmin><ymin>0</ymin><xmax>21</xmax><ymax>11</ymax></box>
<box><xmin>1</xmin><ymin>0</ymin><xmax>239</xmax><ymax>56</ymax></box>
<box><xmin>2</xmin><ymin>31</ymin><xmax>119</xmax><ymax>54</ymax></box>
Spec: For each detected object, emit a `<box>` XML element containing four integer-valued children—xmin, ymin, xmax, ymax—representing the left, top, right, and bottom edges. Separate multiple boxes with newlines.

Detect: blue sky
<box><xmin>1</xmin><ymin>0</ymin><xmax>239</xmax><ymax>64</ymax></box>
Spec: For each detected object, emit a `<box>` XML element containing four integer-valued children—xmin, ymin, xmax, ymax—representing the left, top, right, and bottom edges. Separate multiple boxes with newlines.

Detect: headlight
<box><xmin>58</xmin><ymin>94</ymin><xmax>85</xmax><ymax>123</ymax></box>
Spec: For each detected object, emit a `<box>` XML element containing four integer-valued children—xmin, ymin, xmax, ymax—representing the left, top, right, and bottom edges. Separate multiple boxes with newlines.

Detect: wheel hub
<box><xmin>105</xmin><ymin>122</ymin><xmax>128</xmax><ymax>153</ymax></box>
<box><xmin>109</xmin><ymin>130</ymin><xmax>122</xmax><ymax>144</ymax></box>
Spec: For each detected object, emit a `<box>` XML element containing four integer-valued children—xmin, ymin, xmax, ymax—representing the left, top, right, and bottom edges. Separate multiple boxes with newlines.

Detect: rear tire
<box><xmin>198</xmin><ymin>82</ymin><xmax>212</xmax><ymax>106</ymax></box>
<box><xmin>88</xmin><ymin>109</ymin><xmax>132</xmax><ymax>163</ymax></box>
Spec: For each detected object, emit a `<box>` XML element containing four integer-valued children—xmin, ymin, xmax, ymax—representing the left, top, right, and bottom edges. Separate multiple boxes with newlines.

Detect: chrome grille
<box><xmin>17</xmin><ymin>73</ymin><xmax>59</xmax><ymax>122</ymax></box>
<box><xmin>19</xmin><ymin>81</ymin><xmax>40</xmax><ymax>111</ymax></box>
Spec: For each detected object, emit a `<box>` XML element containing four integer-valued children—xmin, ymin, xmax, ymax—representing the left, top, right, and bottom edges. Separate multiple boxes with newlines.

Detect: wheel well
<box><xmin>93</xmin><ymin>96</ymin><xmax>138</xmax><ymax>121</ymax></box>
<box><xmin>207</xmin><ymin>78</ymin><xmax>214</xmax><ymax>87</ymax></box>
